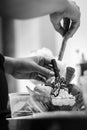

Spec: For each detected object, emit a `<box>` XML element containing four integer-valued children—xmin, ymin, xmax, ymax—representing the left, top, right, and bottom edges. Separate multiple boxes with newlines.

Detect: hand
<box><xmin>5</xmin><ymin>56</ymin><xmax>54</xmax><ymax>82</ymax></box>
<box><xmin>50</xmin><ymin>1</ymin><xmax>81</xmax><ymax>39</ymax></box>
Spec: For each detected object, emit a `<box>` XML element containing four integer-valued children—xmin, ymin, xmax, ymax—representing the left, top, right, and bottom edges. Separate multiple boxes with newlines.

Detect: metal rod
<box><xmin>58</xmin><ymin>38</ymin><xmax>67</xmax><ymax>61</ymax></box>
<box><xmin>58</xmin><ymin>18</ymin><xmax>70</xmax><ymax>61</ymax></box>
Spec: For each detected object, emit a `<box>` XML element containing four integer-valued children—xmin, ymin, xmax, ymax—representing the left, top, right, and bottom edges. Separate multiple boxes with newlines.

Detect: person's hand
<box><xmin>50</xmin><ymin>1</ymin><xmax>81</xmax><ymax>39</ymax></box>
<box><xmin>5</xmin><ymin>48</ymin><xmax>67</xmax><ymax>83</ymax></box>
<box><xmin>5</xmin><ymin>56</ymin><xmax>54</xmax><ymax>82</ymax></box>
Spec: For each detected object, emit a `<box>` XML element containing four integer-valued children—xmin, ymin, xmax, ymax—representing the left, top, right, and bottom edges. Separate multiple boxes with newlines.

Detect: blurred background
<box><xmin>0</xmin><ymin>0</ymin><xmax>87</xmax><ymax>93</ymax></box>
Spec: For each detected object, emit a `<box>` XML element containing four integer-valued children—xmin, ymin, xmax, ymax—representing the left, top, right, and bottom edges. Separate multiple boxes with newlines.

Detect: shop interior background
<box><xmin>0</xmin><ymin>0</ymin><xmax>87</xmax><ymax>93</ymax></box>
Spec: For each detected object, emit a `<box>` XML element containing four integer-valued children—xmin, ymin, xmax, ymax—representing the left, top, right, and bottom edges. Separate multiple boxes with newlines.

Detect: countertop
<box><xmin>5</xmin><ymin>111</ymin><xmax>87</xmax><ymax>130</ymax></box>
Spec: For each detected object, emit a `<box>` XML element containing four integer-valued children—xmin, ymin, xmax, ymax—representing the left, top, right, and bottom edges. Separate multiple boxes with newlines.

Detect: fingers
<box><xmin>25</xmin><ymin>72</ymin><xmax>52</xmax><ymax>83</ymax></box>
<box><xmin>33</xmin><ymin>74</ymin><xmax>46</xmax><ymax>82</ymax></box>
<box><xmin>35</xmin><ymin>65</ymin><xmax>54</xmax><ymax>79</ymax></box>
<box><xmin>25</xmin><ymin>72</ymin><xmax>46</xmax><ymax>82</ymax></box>
<box><xmin>52</xmin><ymin>21</ymin><xmax>65</xmax><ymax>36</ymax></box>
<box><xmin>50</xmin><ymin>0</ymin><xmax>80</xmax><ymax>38</ymax></box>
<box><xmin>64</xmin><ymin>1</ymin><xmax>81</xmax><ymax>39</ymax></box>
<box><xmin>65</xmin><ymin>19</ymin><xmax>80</xmax><ymax>39</ymax></box>
<box><xmin>50</xmin><ymin>13</ymin><xmax>65</xmax><ymax>37</ymax></box>
<box><xmin>56</xmin><ymin>23</ymin><xmax>65</xmax><ymax>36</ymax></box>
<box><xmin>13</xmin><ymin>72</ymin><xmax>46</xmax><ymax>82</ymax></box>
<box><xmin>32</xmin><ymin>57</ymin><xmax>55</xmax><ymax>78</ymax></box>
<box><xmin>54</xmin><ymin>18</ymin><xmax>70</xmax><ymax>37</ymax></box>
<box><xmin>40</xmin><ymin>56</ymin><xmax>53</xmax><ymax>66</ymax></box>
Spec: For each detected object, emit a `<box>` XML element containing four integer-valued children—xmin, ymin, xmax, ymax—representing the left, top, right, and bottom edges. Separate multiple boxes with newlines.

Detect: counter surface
<box><xmin>4</xmin><ymin>111</ymin><xmax>87</xmax><ymax>130</ymax></box>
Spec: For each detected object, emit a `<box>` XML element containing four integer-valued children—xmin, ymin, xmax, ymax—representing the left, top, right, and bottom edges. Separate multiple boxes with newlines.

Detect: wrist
<box><xmin>4</xmin><ymin>56</ymin><xmax>16</xmax><ymax>75</ymax></box>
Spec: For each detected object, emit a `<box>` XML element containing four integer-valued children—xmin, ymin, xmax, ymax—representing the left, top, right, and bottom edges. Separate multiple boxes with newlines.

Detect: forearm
<box><xmin>0</xmin><ymin>0</ymin><xmax>71</xmax><ymax>19</ymax></box>
<box><xmin>4</xmin><ymin>56</ymin><xmax>15</xmax><ymax>75</ymax></box>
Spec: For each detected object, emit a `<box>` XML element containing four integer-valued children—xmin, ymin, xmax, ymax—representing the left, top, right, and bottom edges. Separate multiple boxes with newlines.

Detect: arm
<box><xmin>4</xmin><ymin>56</ymin><xmax>15</xmax><ymax>75</ymax></box>
<box><xmin>4</xmin><ymin>56</ymin><xmax>54</xmax><ymax>82</ymax></box>
<box><xmin>0</xmin><ymin>0</ymin><xmax>72</xmax><ymax>19</ymax></box>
